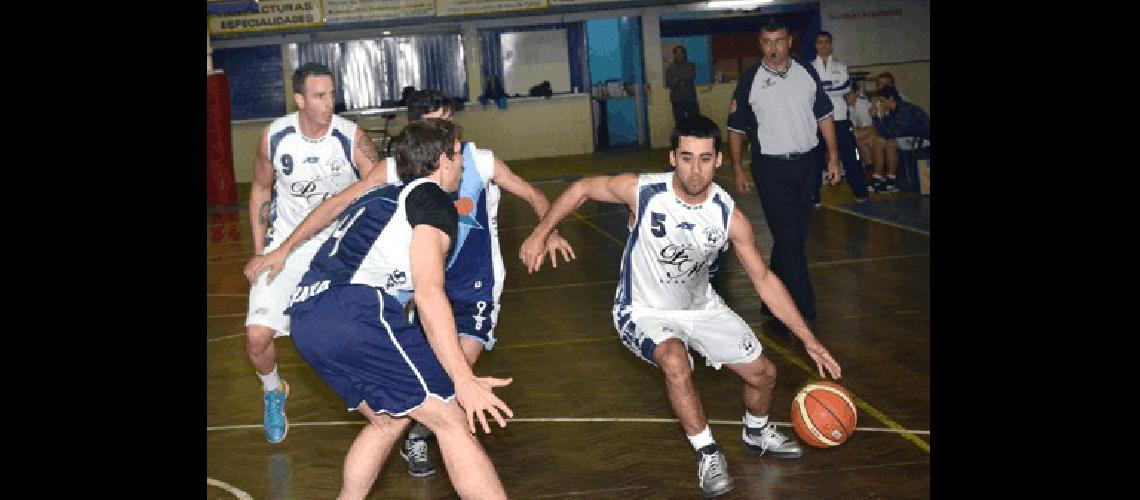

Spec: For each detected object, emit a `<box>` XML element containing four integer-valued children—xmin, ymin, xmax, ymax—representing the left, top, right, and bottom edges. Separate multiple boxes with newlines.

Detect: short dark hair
<box><xmin>670</xmin><ymin>115</ymin><xmax>721</xmax><ymax>153</ymax></box>
<box><xmin>293</xmin><ymin>63</ymin><xmax>334</xmax><ymax>94</ymax></box>
<box><xmin>673</xmin><ymin>45</ymin><xmax>687</xmax><ymax>56</ymax></box>
<box><xmin>816</xmin><ymin>31</ymin><xmax>832</xmax><ymax>42</ymax></box>
<box><xmin>407</xmin><ymin>89</ymin><xmax>453</xmax><ymax>121</ymax></box>
<box><xmin>392</xmin><ymin>119</ymin><xmax>461</xmax><ymax>181</ymax></box>
<box><xmin>876</xmin><ymin>71</ymin><xmax>896</xmax><ymax>85</ymax></box>
<box><xmin>878</xmin><ymin>85</ymin><xmax>901</xmax><ymax>102</ymax></box>
<box><xmin>759</xmin><ymin>18</ymin><xmax>789</xmax><ymax>35</ymax></box>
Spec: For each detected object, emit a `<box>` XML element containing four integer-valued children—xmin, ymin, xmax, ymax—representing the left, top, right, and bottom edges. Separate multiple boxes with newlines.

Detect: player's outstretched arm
<box><xmin>519</xmin><ymin>174</ymin><xmax>638</xmax><ymax>273</ymax></box>
<box><xmin>727</xmin><ymin>208</ymin><xmax>842</xmax><ymax>380</ymax></box>
<box><xmin>411</xmin><ymin>225</ymin><xmax>514</xmax><ymax>434</ymax></box>
<box><xmin>490</xmin><ymin>156</ymin><xmax>575</xmax><ymax>268</ymax></box>
<box><xmin>243</xmin><ymin>163</ymin><xmax>389</xmax><ymax>284</ymax></box>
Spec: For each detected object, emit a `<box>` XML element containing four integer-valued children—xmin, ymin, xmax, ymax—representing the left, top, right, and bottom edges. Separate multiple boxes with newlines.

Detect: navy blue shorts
<box><xmin>288</xmin><ymin>285</ymin><xmax>455</xmax><ymax>416</ymax></box>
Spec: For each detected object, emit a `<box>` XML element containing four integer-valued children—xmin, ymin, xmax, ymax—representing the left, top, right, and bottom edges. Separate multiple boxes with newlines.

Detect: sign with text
<box><xmin>324</xmin><ymin>0</ymin><xmax>434</xmax><ymax>23</ymax></box>
<box><xmin>435</xmin><ymin>0</ymin><xmax>547</xmax><ymax>17</ymax></box>
<box><xmin>209</xmin><ymin>0</ymin><xmax>324</xmax><ymax>35</ymax></box>
<box><xmin>819</xmin><ymin>0</ymin><xmax>929</xmax><ymax>66</ymax></box>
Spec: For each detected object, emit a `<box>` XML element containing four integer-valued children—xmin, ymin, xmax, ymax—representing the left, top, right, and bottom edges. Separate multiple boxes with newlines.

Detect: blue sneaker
<box><xmin>263</xmin><ymin>380</ymin><xmax>289</xmax><ymax>444</ymax></box>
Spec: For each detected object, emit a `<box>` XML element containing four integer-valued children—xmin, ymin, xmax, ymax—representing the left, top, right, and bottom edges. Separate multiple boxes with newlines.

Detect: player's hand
<box><xmin>733</xmin><ymin>168</ymin><xmax>750</xmax><ymax>194</ymax></box>
<box><xmin>827</xmin><ymin>156</ymin><xmax>841</xmax><ymax>186</ymax></box>
<box><xmin>802</xmin><ymin>337</ymin><xmax>842</xmax><ymax>380</ymax></box>
<box><xmin>244</xmin><ymin>249</ymin><xmax>287</xmax><ymax>284</ymax></box>
<box><xmin>453</xmin><ymin>375</ymin><xmax>514</xmax><ymax>434</ymax></box>
<box><xmin>519</xmin><ymin>231</ymin><xmax>550</xmax><ymax>273</ymax></box>
<box><xmin>544</xmin><ymin>231</ymin><xmax>576</xmax><ymax>269</ymax></box>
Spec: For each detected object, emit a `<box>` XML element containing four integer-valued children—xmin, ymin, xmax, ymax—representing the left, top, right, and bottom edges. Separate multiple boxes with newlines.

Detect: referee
<box><xmin>727</xmin><ymin>18</ymin><xmax>840</xmax><ymax>328</ymax></box>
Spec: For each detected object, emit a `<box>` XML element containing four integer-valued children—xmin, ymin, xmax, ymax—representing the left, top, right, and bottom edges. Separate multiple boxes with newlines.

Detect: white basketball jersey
<box><xmin>264</xmin><ymin>112</ymin><xmax>361</xmax><ymax>254</ymax></box>
<box><xmin>614</xmin><ymin>172</ymin><xmax>735</xmax><ymax>316</ymax></box>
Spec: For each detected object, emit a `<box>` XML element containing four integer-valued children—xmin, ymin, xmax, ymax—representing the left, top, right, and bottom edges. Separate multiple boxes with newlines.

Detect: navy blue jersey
<box><xmin>287</xmin><ymin>178</ymin><xmax>457</xmax><ymax>311</ymax></box>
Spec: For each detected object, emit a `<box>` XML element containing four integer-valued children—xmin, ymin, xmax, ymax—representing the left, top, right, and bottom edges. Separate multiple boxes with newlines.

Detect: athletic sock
<box><xmin>743</xmin><ymin>412</ymin><xmax>768</xmax><ymax>429</ymax></box>
<box><xmin>259</xmin><ymin>365</ymin><xmax>281</xmax><ymax>392</ymax></box>
<box><xmin>688</xmin><ymin>425</ymin><xmax>715</xmax><ymax>453</ymax></box>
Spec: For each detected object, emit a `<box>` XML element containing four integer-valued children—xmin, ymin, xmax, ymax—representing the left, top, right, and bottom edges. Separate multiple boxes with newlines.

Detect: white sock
<box><xmin>687</xmin><ymin>425</ymin><xmax>715</xmax><ymax>452</ymax></box>
<box><xmin>258</xmin><ymin>365</ymin><xmax>281</xmax><ymax>392</ymax></box>
<box><xmin>743</xmin><ymin>412</ymin><xmax>768</xmax><ymax>429</ymax></box>
<box><xmin>887</xmin><ymin>174</ymin><xmax>896</xmax><ymax>181</ymax></box>
<box><xmin>873</xmin><ymin>174</ymin><xmax>884</xmax><ymax>180</ymax></box>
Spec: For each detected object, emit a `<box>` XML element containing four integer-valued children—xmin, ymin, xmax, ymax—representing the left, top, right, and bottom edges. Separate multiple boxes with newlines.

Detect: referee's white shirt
<box><xmin>747</xmin><ymin>60</ymin><xmax>831</xmax><ymax>155</ymax></box>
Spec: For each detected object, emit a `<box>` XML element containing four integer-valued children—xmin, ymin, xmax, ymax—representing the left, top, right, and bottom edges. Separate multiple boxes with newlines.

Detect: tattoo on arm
<box><xmin>258</xmin><ymin>201</ymin><xmax>270</xmax><ymax>227</ymax></box>
<box><xmin>357</xmin><ymin>135</ymin><xmax>379</xmax><ymax>164</ymax></box>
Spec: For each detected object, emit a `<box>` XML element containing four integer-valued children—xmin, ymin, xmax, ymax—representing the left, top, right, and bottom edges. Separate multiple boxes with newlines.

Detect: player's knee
<box><xmin>745</xmin><ymin>356</ymin><xmax>777</xmax><ymax>387</ymax></box>
<box><xmin>654</xmin><ymin>340</ymin><xmax>691</xmax><ymax>380</ymax></box>
<box><xmin>246</xmin><ymin>326</ymin><xmax>274</xmax><ymax>353</ymax></box>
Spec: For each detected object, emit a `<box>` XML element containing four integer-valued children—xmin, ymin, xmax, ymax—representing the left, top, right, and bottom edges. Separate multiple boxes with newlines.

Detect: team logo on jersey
<box><xmin>739</xmin><ymin>334</ymin><xmax>757</xmax><ymax>356</ymax></box>
<box><xmin>658</xmin><ymin>243</ymin><xmax>707</xmax><ymax>282</ymax></box>
<box><xmin>455</xmin><ymin>197</ymin><xmax>484</xmax><ymax>230</ymax></box>
<box><xmin>702</xmin><ymin>227</ymin><xmax>725</xmax><ymax>248</ymax></box>
<box><xmin>291</xmin><ymin>181</ymin><xmax>330</xmax><ymax>204</ymax></box>
<box><xmin>385</xmin><ymin>270</ymin><xmax>407</xmax><ymax>289</ymax></box>
<box><xmin>328</xmin><ymin>158</ymin><xmax>346</xmax><ymax>177</ymax></box>
<box><xmin>676</xmin><ymin>221</ymin><xmax>696</xmax><ymax>231</ymax></box>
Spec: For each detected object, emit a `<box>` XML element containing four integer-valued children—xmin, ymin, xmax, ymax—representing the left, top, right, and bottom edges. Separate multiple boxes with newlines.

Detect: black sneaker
<box><xmin>885</xmin><ymin>177</ymin><xmax>898</xmax><ymax>193</ymax></box>
<box><xmin>400</xmin><ymin>436</ymin><xmax>437</xmax><ymax>477</ymax></box>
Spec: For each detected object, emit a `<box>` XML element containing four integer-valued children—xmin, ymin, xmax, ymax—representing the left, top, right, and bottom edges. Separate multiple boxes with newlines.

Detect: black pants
<box><xmin>812</xmin><ymin>120</ymin><xmax>868</xmax><ymax>202</ymax></box>
<box><xmin>752</xmin><ymin>146</ymin><xmax>821</xmax><ymax>321</ymax></box>
<box><xmin>671</xmin><ymin>100</ymin><xmax>700</xmax><ymax>123</ymax></box>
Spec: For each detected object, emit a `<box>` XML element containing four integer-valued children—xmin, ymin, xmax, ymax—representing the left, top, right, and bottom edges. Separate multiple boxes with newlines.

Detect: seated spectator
<box><xmin>868</xmin><ymin>85</ymin><xmax>930</xmax><ymax>193</ymax></box>
<box><xmin>846</xmin><ymin>83</ymin><xmax>876</xmax><ymax>184</ymax></box>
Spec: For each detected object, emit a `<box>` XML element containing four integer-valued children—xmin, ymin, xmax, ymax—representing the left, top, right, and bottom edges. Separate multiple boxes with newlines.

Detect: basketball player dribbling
<box><xmin>520</xmin><ymin>115</ymin><xmax>843</xmax><ymax>498</ymax></box>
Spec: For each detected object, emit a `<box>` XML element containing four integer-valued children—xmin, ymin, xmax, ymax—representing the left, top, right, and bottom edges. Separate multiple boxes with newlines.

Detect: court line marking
<box><xmin>748</xmin><ymin>322</ymin><xmax>931</xmax><ymax>453</ymax></box>
<box><xmin>497</xmin><ymin>208</ymin><xmax>630</xmax><ymax>232</ymax></box>
<box><xmin>823</xmin><ymin>204</ymin><xmax>930</xmax><ymax>236</ymax></box>
<box><xmin>207</xmin><ymin>333</ymin><xmax>246</xmax><ymax>343</ymax></box>
<box><xmin>208</xmin><ymin>293</ymin><xmax>249</xmax><ymax>298</ymax></box>
<box><xmin>572</xmin><ymin>211</ymin><xmax>626</xmax><ymax>246</ymax></box>
<box><xmin>206</xmin><ymin>418</ymin><xmax>928</xmax><ymax>435</ymax></box>
<box><xmin>734</xmin><ymin>459</ymin><xmax>930</xmax><ymax>479</ymax></box>
<box><xmin>498</xmin><ymin>336</ymin><xmax>612</xmax><ymax>350</ymax></box>
<box><xmin>207</xmin><ymin>313</ymin><xmax>248</xmax><ymax>319</ymax></box>
<box><xmin>206</xmin><ymin>478</ymin><xmax>253</xmax><ymax>500</ymax></box>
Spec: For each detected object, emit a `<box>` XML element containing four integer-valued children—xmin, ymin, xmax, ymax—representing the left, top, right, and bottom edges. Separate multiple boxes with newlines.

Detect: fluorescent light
<box><xmin>382</xmin><ymin>30</ymin><xmax>392</xmax><ymax>35</ymax></box>
<box><xmin>707</xmin><ymin>0</ymin><xmax>775</xmax><ymax>8</ymax></box>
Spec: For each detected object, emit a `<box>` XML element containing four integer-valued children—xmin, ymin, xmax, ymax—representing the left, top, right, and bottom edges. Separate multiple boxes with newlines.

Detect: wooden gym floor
<box><xmin>206</xmin><ymin>148</ymin><xmax>930</xmax><ymax>499</ymax></box>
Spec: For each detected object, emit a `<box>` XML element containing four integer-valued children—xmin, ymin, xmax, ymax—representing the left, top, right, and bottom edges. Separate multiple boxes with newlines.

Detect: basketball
<box><xmin>791</xmin><ymin>381</ymin><xmax>858</xmax><ymax>448</ymax></box>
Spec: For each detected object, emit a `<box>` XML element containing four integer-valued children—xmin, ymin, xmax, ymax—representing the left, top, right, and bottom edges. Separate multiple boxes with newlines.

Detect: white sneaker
<box><xmin>696</xmin><ymin>445</ymin><xmax>735</xmax><ymax>498</ymax></box>
<box><xmin>742</xmin><ymin>423</ymin><xmax>803</xmax><ymax>458</ymax></box>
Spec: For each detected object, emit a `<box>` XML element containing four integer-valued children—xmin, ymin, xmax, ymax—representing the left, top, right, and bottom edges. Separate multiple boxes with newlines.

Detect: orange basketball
<box><xmin>790</xmin><ymin>381</ymin><xmax>858</xmax><ymax>448</ymax></box>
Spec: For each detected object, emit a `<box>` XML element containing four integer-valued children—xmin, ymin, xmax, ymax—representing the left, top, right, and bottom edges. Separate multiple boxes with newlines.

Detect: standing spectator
<box><xmin>727</xmin><ymin>19</ymin><xmax>841</xmax><ymax>329</ymax></box>
<box><xmin>811</xmin><ymin>31</ymin><xmax>868</xmax><ymax>204</ymax></box>
<box><xmin>665</xmin><ymin>45</ymin><xmax>700</xmax><ymax>124</ymax></box>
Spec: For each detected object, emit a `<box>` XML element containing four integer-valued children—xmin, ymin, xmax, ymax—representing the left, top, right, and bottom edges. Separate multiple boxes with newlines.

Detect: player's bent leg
<box><xmin>339</xmin><ymin>401</ymin><xmax>414</xmax><ymax>500</ymax></box>
<box><xmin>726</xmin><ymin>356</ymin><xmax>801</xmax><ymax>458</ymax></box>
<box><xmin>410</xmin><ymin>397</ymin><xmax>507</xmax><ymax>499</ymax></box>
<box><xmin>654</xmin><ymin>338</ymin><xmax>708</xmax><ymax>436</ymax></box>
<box><xmin>459</xmin><ymin>336</ymin><xmax>485</xmax><ymax>367</ymax></box>
<box><xmin>725</xmin><ymin>354</ymin><xmax>777</xmax><ymax>416</ymax></box>
<box><xmin>399</xmin><ymin>336</ymin><xmax>487</xmax><ymax>477</ymax></box>
<box><xmin>246</xmin><ymin>324</ymin><xmax>278</xmax><ymax>375</ymax></box>
<box><xmin>247</xmin><ymin>324</ymin><xmax>290</xmax><ymax>443</ymax></box>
